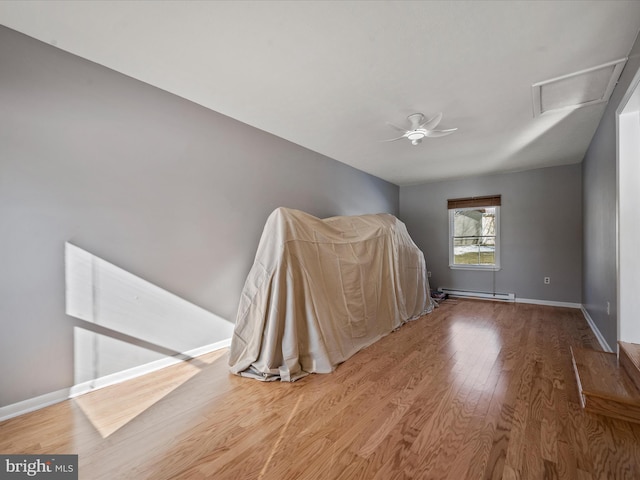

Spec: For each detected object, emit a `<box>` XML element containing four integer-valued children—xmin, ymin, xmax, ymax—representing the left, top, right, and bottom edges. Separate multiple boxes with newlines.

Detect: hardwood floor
<box><xmin>2</xmin><ymin>299</ymin><xmax>640</xmax><ymax>479</ymax></box>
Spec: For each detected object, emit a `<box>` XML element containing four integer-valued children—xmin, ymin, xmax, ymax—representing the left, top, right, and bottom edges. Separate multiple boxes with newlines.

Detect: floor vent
<box><xmin>438</xmin><ymin>288</ymin><xmax>515</xmax><ymax>302</ymax></box>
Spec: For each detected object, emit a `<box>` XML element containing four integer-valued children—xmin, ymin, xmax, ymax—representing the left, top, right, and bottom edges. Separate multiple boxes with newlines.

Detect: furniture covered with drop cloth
<box><xmin>228</xmin><ymin>207</ymin><xmax>434</xmax><ymax>381</ymax></box>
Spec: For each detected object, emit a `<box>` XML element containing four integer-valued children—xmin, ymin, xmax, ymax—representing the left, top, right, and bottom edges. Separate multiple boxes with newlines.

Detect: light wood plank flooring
<box><xmin>1</xmin><ymin>299</ymin><xmax>639</xmax><ymax>479</ymax></box>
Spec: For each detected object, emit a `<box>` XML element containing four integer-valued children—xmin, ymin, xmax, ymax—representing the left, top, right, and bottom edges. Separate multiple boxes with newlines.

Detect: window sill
<box><xmin>449</xmin><ymin>264</ymin><xmax>501</xmax><ymax>271</ymax></box>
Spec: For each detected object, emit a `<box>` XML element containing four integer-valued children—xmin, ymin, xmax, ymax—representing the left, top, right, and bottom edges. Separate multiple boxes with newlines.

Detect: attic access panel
<box><xmin>532</xmin><ymin>58</ymin><xmax>627</xmax><ymax>116</ymax></box>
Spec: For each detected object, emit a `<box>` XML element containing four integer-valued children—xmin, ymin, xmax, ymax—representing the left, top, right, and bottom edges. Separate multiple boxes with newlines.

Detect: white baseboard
<box><xmin>0</xmin><ymin>388</ymin><xmax>72</xmax><ymax>423</ymax></box>
<box><xmin>580</xmin><ymin>306</ymin><xmax>614</xmax><ymax>353</ymax></box>
<box><xmin>515</xmin><ymin>298</ymin><xmax>582</xmax><ymax>309</ymax></box>
<box><xmin>0</xmin><ymin>339</ymin><xmax>231</xmax><ymax>422</ymax></box>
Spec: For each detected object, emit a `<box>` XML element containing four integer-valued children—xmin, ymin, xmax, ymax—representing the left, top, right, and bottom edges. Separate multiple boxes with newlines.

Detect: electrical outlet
<box><xmin>427</xmin><ymin>271</ymin><xmax>432</xmax><ymax>278</ymax></box>
<box><xmin>544</xmin><ymin>277</ymin><xmax>550</xmax><ymax>284</ymax></box>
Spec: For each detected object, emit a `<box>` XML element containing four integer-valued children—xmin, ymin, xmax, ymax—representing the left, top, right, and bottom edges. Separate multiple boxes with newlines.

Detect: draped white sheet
<box><xmin>228</xmin><ymin>208</ymin><xmax>434</xmax><ymax>381</ymax></box>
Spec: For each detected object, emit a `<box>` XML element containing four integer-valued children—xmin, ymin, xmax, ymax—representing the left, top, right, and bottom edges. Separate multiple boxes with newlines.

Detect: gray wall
<box><xmin>399</xmin><ymin>164</ymin><xmax>582</xmax><ymax>303</ymax></box>
<box><xmin>582</xmin><ymin>34</ymin><xmax>640</xmax><ymax>350</ymax></box>
<box><xmin>0</xmin><ymin>26</ymin><xmax>398</xmax><ymax>408</ymax></box>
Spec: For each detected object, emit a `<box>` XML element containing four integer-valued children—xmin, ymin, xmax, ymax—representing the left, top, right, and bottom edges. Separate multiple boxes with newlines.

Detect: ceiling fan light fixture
<box><xmin>407</xmin><ymin>131</ymin><xmax>425</xmax><ymax>142</ymax></box>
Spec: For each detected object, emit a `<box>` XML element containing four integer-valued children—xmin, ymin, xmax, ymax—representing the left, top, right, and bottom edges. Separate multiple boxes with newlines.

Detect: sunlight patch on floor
<box><xmin>72</xmin><ymin>349</ymin><xmax>227</xmax><ymax>438</ymax></box>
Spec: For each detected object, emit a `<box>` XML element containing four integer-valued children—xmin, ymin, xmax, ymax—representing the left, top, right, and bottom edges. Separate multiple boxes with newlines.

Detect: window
<box><xmin>448</xmin><ymin>195</ymin><xmax>501</xmax><ymax>270</ymax></box>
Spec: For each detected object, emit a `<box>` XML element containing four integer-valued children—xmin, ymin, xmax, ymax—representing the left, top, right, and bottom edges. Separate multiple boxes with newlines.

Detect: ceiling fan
<box><xmin>383</xmin><ymin>112</ymin><xmax>457</xmax><ymax>145</ymax></box>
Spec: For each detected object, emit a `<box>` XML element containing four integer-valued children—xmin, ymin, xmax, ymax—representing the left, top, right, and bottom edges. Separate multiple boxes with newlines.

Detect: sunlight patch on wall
<box><xmin>65</xmin><ymin>242</ymin><xmax>234</xmax><ymax>359</ymax></box>
<box><xmin>73</xmin><ymin>326</ymin><xmax>166</xmax><ymax>385</ymax></box>
<box><xmin>65</xmin><ymin>242</ymin><xmax>234</xmax><ymax>437</ymax></box>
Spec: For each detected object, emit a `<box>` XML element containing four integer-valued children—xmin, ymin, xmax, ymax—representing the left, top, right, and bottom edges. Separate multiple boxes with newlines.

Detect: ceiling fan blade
<box><xmin>386</xmin><ymin>122</ymin><xmax>408</xmax><ymax>133</ymax></box>
<box><xmin>381</xmin><ymin>134</ymin><xmax>408</xmax><ymax>142</ymax></box>
<box><xmin>420</xmin><ymin>112</ymin><xmax>443</xmax><ymax>131</ymax></box>
<box><xmin>425</xmin><ymin>128</ymin><xmax>457</xmax><ymax>138</ymax></box>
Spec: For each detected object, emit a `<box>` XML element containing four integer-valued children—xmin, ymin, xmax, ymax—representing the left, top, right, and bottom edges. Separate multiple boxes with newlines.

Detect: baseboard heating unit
<box><xmin>438</xmin><ymin>288</ymin><xmax>515</xmax><ymax>302</ymax></box>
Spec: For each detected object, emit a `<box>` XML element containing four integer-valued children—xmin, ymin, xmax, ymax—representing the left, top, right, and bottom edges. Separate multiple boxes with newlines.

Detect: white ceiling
<box><xmin>1</xmin><ymin>1</ymin><xmax>640</xmax><ymax>186</ymax></box>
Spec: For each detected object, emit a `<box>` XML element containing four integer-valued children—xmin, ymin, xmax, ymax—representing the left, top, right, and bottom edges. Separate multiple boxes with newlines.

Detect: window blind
<box><xmin>447</xmin><ymin>195</ymin><xmax>501</xmax><ymax>209</ymax></box>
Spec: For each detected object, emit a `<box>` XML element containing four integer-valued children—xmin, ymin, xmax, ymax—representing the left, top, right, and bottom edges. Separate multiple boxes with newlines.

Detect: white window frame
<box><xmin>448</xmin><ymin>205</ymin><xmax>501</xmax><ymax>271</ymax></box>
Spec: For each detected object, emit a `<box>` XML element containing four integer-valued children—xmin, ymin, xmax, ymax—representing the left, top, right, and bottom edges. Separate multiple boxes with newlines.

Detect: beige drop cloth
<box><xmin>228</xmin><ymin>207</ymin><xmax>433</xmax><ymax>381</ymax></box>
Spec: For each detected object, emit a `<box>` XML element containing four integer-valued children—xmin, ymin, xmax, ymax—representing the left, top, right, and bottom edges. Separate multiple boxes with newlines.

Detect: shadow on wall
<box><xmin>65</xmin><ymin>242</ymin><xmax>234</xmax><ymax>436</ymax></box>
